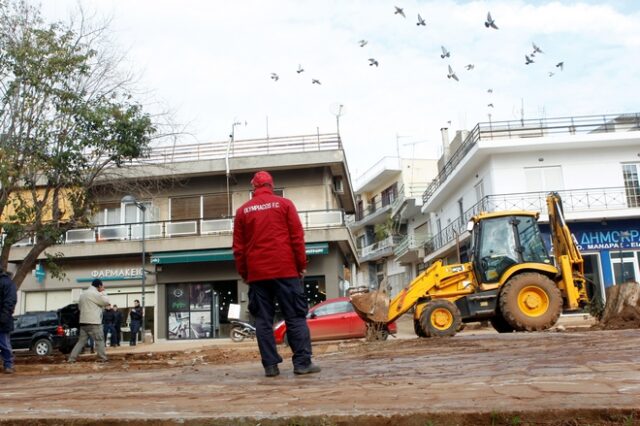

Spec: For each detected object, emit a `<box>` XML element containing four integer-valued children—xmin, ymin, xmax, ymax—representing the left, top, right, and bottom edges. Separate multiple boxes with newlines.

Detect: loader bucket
<box><xmin>349</xmin><ymin>287</ymin><xmax>390</xmax><ymax>323</ymax></box>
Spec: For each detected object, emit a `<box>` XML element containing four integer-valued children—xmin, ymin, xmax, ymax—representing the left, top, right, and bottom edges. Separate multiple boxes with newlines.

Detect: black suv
<box><xmin>11</xmin><ymin>304</ymin><xmax>80</xmax><ymax>356</ymax></box>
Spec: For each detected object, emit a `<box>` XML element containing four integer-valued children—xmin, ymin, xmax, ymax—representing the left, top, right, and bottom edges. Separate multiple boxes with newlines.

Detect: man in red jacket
<box><xmin>233</xmin><ymin>171</ymin><xmax>320</xmax><ymax>377</ymax></box>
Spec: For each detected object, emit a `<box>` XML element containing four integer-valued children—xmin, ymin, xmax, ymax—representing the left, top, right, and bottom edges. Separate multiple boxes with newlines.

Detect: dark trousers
<box><xmin>248</xmin><ymin>277</ymin><xmax>312</xmax><ymax>369</ymax></box>
<box><xmin>114</xmin><ymin>326</ymin><xmax>121</xmax><ymax>345</ymax></box>
<box><xmin>130</xmin><ymin>320</ymin><xmax>141</xmax><ymax>345</ymax></box>
<box><xmin>0</xmin><ymin>332</ymin><xmax>13</xmax><ymax>369</ymax></box>
<box><xmin>103</xmin><ymin>324</ymin><xmax>117</xmax><ymax>346</ymax></box>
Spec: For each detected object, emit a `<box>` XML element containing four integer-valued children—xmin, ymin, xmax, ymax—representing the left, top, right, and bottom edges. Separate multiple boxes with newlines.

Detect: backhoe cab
<box><xmin>350</xmin><ymin>192</ymin><xmax>589</xmax><ymax>337</ymax></box>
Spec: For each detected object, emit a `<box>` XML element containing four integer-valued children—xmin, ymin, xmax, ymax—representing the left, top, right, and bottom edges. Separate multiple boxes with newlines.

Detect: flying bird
<box><xmin>311</xmin><ymin>79</ymin><xmax>321</xmax><ymax>85</ymax></box>
<box><xmin>487</xmin><ymin>88</ymin><xmax>493</xmax><ymax>93</ymax></box>
<box><xmin>488</xmin><ymin>103</ymin><xmax>494</xmax><ymax>108</ymax></box>
<box><xmin>525</xmin><ymin>55</ymin><xmax>534</xmax><ymax>65</ymax></box>
<box><xmin>440</xmin><ymin>46</ymin><xmax>450</xmax><ymax>59</ymax></box>
<box><xmin>417</xmin><ymin>13</ymin><xmax>426</xmax><ymax>26</ymax></box>
<box><xmin>556</xmin><ymin>61</ymin><xmax>564</xmax><ymax>71</ymax></box>
<box><xmin>532</xmin><ymin>42</ymin><xmax>544</xmax><ymax>54</ymax></box>
<box><xmin>548</xmin><ymin>71</ymin><xmax>555</xmax><ymax>77</ymax></box>
<box><xmin>485</xmin><ymin>12</ymin><xmax>498</xmax><ymax>29</ymax></box>
<box><xmin>465</xmin><ymin>64</ymin><xmax>475</xmax><ymax>71</ymax></box>
<box><xmin>296</xmin><ymin>65</ymin><xmax>304</xmax><ymax>74</ymax></box>
<box><xmin>447</xmin><ymin>65</ymin><xmax>459</xmax><ymax>82</ymax></box>
<box><xmin>394</xmin><ymin>6</ymin><xmax>405</xmax><ymax>17</ymax></box>
<box><xmin>270</xmin><ymin>73</ymin><xmax>279</xmax><ymax>81</ymax></box>
<box><xmin>358</xmin><ymin>39</ymin><xmax>368</xmax><ymax>47</ymax></box>
<box><xmin>368</xmin><ymin>58</ymin><xmax>379</xmax><ymax>67</ymax></box>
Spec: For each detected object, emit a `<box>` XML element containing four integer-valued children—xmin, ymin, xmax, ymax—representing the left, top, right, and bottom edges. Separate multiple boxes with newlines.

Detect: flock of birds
<box><xmin>268</xmin><ymin>6</ymin><xmax>567</xmax><ymax>110</ymax></box>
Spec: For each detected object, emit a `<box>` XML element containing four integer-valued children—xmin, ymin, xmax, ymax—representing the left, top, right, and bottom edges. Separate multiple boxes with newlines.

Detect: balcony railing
<box><xmin>5</xmin><ymin>210</ymin><xmax>347</xmax><ymax>248</ymax></box>
<box><xmin>391</xmin><ymin>183</ymin><xmax>430</xmax><ymax>217</ymax></box>
<box><xmin>359</xmin><ymin>235</ymin><xmax>403</xmax><ymax>261</ymax></box>
<box><xmin>143</xmin><ymin>133</ymin><xmax>342</xmax><ymax>165</ymax></box>
<box><xmin>393</xmin><ymin>233</ymin><xmax>430</xmax><ymax>258</ymax></box>
<box><xmin>423</xmin><ymin>112</ymin><xmax>640</xmax><ymax>205</ymax></box>
<box><xmin>423</xmin><ymin>186</ymin><xmax>639</xmax><ymax>257</ymax></box>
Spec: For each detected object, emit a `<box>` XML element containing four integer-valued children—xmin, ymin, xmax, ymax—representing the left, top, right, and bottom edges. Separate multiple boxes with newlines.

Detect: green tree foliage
<box><xmin>0</xmin><ymin>0</ymin><xmax>155</xmax><ymax>286</ymax></box>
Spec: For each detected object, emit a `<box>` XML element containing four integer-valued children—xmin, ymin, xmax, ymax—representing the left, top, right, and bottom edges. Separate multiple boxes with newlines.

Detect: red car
<box><xmin>273</xmin><ymin>296</ymin><xmax>397</xmax><ymax>345</ymax></box>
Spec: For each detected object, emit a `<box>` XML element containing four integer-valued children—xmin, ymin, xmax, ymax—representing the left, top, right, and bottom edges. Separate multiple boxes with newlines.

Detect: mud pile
<box><xmin>596</xmin><ymin>281</ymin><xmax>640</xmax><ymax>330</ymax></box>
<box><xmin>350</xmin><ymin>288</ymin><xmax>389</xmax><ymax>323</ymax></box>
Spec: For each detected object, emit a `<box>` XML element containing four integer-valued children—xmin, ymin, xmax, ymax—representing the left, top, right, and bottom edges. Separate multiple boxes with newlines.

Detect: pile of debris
<box><xmin>596</xmin><ymin>281</ymin><xmax>640</xmax><ymax>330</ymax></box>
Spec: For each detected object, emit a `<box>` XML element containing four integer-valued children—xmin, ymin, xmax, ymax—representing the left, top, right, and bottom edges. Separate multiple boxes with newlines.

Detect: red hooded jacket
<box><xmin>232</xmin><ymin>186</ymin><xmax>307</xmax><ymax>283</ymax></box>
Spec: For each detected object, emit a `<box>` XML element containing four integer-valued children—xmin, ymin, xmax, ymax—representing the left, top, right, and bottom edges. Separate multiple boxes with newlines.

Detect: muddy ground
<box><xmin>2</xmin><ymin>319</ymin><xmax>640</xmax><ymax>426</ymax></box>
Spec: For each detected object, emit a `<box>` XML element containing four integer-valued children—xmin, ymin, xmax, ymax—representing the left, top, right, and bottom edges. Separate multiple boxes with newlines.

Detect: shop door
<box><xmin>167</xmin><ymin>283</ymin><xmax>220</xmax><ymax>339</ymax></box>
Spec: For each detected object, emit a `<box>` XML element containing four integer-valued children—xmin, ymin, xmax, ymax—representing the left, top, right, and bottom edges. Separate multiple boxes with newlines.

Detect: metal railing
<box><xmin>391</xmin><ymin>183</ymin><xmax>430</xmax><ymax>217</ymax></box>
<box><xmin>423</xmin><ymin>112</ymin><xmax>640</xmax><ymax>204</ymax></box>
<box><xmin>5</xmin><ymin>209</ymin><xmax>347</xmax><ymax>248</ymax></box>
<box><xmin>393</xmin><ymin>233</ymin><xmax>430</xmax><ymax>258</ymax></box>
<box><xmin>354</xmin><ymin>196</ymin><xmax>394</xmax><ymax>222</ymax></box>
<box><xmin>359</xmin><ymin>235</ymin><xmax>403</xmax><ymax>261</ymax></box>
<box><xmin>422</xmin><ymin>186</ymin><xmax>639</xmax><ymax>257</ymax></box>
<box><xmin>143</xmin><ymin>133</ymin><xmax>342</xmax><ymax>164</ymax></box>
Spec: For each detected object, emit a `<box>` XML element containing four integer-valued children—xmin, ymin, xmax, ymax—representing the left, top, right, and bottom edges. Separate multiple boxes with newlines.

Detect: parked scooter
<box><xmin>229</xmin><ymin>320</ymin><xmax>256</xmax><ymax>342</ymax></box>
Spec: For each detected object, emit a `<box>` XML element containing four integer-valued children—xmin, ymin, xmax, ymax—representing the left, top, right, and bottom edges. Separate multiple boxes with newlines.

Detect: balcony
<box><xmin>393</xmin><ymin>233</ymin><xmax>430</xmax><ymax>264</ymax></box>
<box><xmin>358</xmin><ymin>235</ymin><xmax>403</xmax><ymax>263</ymax></box>
<box><xmin>423</xmin><ymin>112</ymin><xmax>640</xmax><ymax>205</ymax></box>
<box><xmin>391</xmin><ymin>184</ymin><xmax>429</xmax><ymax>220</ymax></box>
<box><xmin>353</xmin><ymin>156</ymin><xmax>401</xmax><ymax>193</ymax></box>
<box><xmin>7</xmin><ymin>209</ymin><xmax>347</xmax><ymax>248</ymax></box>
<box><xmin>423</xmin><ymin>187</ymin><xmax>640</xmax><ymax>258</ymax></box>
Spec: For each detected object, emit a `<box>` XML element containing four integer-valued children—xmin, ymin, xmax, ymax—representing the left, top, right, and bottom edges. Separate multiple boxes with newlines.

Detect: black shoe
<box><xmin>264</xmin><ymin>365</ymin><xmax>280</xmax><ymax>377</ymax></box>
<box><xmin>294</xmin><ymin>363</ymin><xmax>321</xmax><ymax>375</ymax></box>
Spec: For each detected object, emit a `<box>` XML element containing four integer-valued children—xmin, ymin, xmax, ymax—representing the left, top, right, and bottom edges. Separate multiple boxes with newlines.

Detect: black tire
<box><xmin>413</xmin><ymin>319</ymin><xmax>428</xmax><ymax>338</ymax></box>
<box><xmin>499</xmin><ymin>272</ymin><xmax>562</xmax><ymax>332</ymax></box>
<box><xmin>230</xmin><ymin>327</ymin><xmax>245</xmax><ymax>342</ymax></box>
<box><xmin>32</xmin><ymin>338</ymin><xmax>53</xmax><ymax>356</ymax></box>
<box><xmin>419</xmin><ymin>300</ymin><xmax>462</xmax><ymax>338</ymax></box>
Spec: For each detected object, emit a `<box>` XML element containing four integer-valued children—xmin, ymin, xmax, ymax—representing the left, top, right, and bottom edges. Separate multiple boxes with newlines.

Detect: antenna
<box><xmin>330</xmin><ymin>103</ymin><xmax>345</xmax><ymax>137</ymax></box>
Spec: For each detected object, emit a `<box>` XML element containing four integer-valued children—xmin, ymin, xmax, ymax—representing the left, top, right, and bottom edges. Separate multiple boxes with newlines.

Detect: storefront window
<box><xmin>167</xmin><ymin>283</ymin><xmax>219</xmax><ymax>340</ymax></box>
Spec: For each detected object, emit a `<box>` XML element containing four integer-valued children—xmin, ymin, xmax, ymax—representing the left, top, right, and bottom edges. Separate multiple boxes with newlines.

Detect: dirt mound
<box><xmin>595</xmin><ymin>281</ymin><xmax>640</xmax><ymax>330</ymax></box>
<box><xmin>349</xmin><ymin>288</ymin><xmax>390</xmax><ymax>323</ymax></box>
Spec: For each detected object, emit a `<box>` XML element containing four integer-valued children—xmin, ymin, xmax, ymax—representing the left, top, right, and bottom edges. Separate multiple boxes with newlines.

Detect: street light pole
<box><xmin>122</xmin><ymin>195</ymin><xmax>147</xmax><ymax>343</ymax></box>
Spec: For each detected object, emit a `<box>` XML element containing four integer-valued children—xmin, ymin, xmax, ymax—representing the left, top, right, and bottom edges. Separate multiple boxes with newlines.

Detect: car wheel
<box><xmin>32</xmin><ymin>338</ymin><xmax>53</xmax><ymax>356</ymax></box>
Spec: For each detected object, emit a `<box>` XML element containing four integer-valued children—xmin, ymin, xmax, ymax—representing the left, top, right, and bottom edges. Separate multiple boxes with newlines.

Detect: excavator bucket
<box><xmin>349</xmin><ymin>286</ymin><xmax>390</xmax><ymax>323</ymax></box>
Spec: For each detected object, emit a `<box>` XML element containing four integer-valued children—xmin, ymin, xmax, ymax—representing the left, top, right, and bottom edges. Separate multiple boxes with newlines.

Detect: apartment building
<box><xmin>349</xmin><ymin>156</ymin><xmax>438</xmax><ymax>296</ymax></box>
<box><xmin>9</xmin><ymin>133</ymin><xmax>357</xmax><ymax>340</ymax></box>
<box><xmin>418</xmin><ymin>113</ymin><xmax>640</xmax><ymax>303</ymax></box>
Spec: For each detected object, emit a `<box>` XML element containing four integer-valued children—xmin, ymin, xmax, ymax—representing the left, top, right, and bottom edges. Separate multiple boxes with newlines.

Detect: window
<box><xmin>477</xmin><ymin>217</ymin><xmax>519</xmax><ymax>282</ymax></box>
<box><xmin>17</xmin><ymin>315</ymin><xmax>38</xmax><ymax>329</ymax></box>
<box><xmin>474</xmin><ymin>180</ymin><xmax>485</xmax><ymax>203</ymax></box>
<box><xmin>381</xmin><ymin>183</ymin><xmax>398</xmax><ymax>206</ymax></box>
<box><xmin>515</xmin><ymin>216</ymin><xmax>550</xmax><ymax>264</ymax></box>
<box><xmin>622</xmin><ymin>163</ymin><xmax>640</xmax><ymax>208</ymax></box>
<box><xmin>171</xmin><ymin>196</ymin><xmax>201</xmax><ymax>221</ymax></box>
<box><xmin>203</xmin><ymin>194</ymin><xmax>228</xmax><ymax>219</ymax></box>
<box><xmin>312</xmin><ymin>301</ymin><xmax>352</xmax><ymax>317</ymax></box>
<box><xmin>94</xmin><ymin>203</ymin><xmax>120</xmax><ymax>226</ymax></box>
<box><xmin>39</xmin><ymin>312</ymin><xmax>59</xmax><ymax>327</ymax></box>
<box><xmin>611</xmin><ymin>252</ymin><xmax>639</xmax><ymax>284</ymax></box>
<box><xmin>524</xmin><ymin>166</ymin><xmax>564</xmax><ymax>192</ymax></box>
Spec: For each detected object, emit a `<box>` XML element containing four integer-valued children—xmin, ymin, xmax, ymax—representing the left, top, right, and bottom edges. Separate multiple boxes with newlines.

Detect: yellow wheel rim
<box><xmin>517</xmin><ymin>285</ymin><xmax>549</xmax><ymax>317</ymax></box>
<box><xmin>430</xmin><ymin>308</ymin><xmax>454</xmax><ymax>330</ymax></box>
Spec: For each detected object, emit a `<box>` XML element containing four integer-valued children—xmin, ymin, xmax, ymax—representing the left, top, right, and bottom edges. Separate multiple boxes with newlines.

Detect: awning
<box><xmin>150</xmin><ymin>242</ymin><xmax>329</xmax><ymax>265</ymax></box>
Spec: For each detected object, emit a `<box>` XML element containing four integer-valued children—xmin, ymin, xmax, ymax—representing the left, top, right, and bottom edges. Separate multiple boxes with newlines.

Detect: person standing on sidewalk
<box><xmin>67</xmin><ymin>279</ymin><xmax>110</xmax><ymax>363</ymax></box>
<box><xmin>232</xmin><ymin>170</ymin><xmax>320</xmax><ymax>377</ymax></box>
<box><xmin>129</xmin><ymin>299</ymin><xmax>143</xmax><ymax>345</ymax></box>
<box><xmin>112</xmin><ymin>305</ymin><xmax>123</xmax><ymax>347</ymax></box>
<box><xmin>102</xmin><ymin>304</ymin><xmax>117</xmax><ymax>347</ymax></box>
<box><xmin>0</xmin><ymin>267</ymin><xmax>17</xmax><ymax>374</ymax></box>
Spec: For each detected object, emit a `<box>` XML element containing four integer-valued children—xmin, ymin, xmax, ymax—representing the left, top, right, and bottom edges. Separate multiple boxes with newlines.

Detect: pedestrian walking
<box><xmin>129</xmin><ymin>299</ymin><xmax>143</xmax><ymax>345</ymax></box>
<box><xmin>67</xmin><ymin>279</ymin><xmax>110</xmax><ymax>363</ymax></box>
<box><xmin>102</xmin><ymin>304</ymin><xmax>117</xmax><ymax>347</ymax></box>
<box><xmin>232</xmin><ymin>171</ymin><xmax>320</xmax><ymax>377</ymax></box>
<box><xmin>113</xmin><ymin>305</ymin><xmax>123</xmax><ymax>347</ymax></box>
<box><xmin>0</xmin><ymin>266</ymin><xmax>17</xmax><ymax>374</ymax></box>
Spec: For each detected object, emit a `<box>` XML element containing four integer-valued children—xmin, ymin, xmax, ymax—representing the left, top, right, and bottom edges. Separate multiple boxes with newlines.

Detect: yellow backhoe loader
<box><xmin>350</xmin><ymin>192</ymin><xmax>589</xmax><ymax>337</ymax></box>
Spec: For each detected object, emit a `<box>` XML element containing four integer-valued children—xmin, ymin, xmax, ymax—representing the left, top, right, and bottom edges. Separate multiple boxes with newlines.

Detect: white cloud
<box><xmin>36</xmin><ymin>0</ymin><xmax>640</xmax><ymax>176</ymax></box>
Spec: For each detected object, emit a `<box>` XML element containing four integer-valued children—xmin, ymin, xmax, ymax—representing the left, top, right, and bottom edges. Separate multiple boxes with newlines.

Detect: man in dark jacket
<box><xmin>102</xmin><ymin>304</ymin><xmax>117</xmax><ymax>347</ymax></box>
<box><xmin>112</xmin><ymin>305</ymin><xmax>123</xmax><ymax>347</ymax></box>
<box><xmin>0</xmin><ymin>266</ymin><xmax>18</xmax><ymax>374</ymax></box>
<box><xmin>129</xmin><ymin>299</ymin><xmax>143</xmax><ymax>345</ymax></box>
<box><xmin>232</xmin><ymin>170</ymin><xmax>320</xmax><ymax>377</ymax></box>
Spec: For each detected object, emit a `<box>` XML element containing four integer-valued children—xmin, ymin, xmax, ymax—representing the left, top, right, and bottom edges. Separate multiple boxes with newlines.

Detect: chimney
<box><xmin>440</xmin><ymin>127</ymin><xmax>450</xmax><ymax>161</ymax></box>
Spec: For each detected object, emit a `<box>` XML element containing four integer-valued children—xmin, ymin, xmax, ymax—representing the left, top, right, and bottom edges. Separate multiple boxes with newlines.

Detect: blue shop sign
<box><xmin>539</xmin><ymin>219</ymin><xmax>640</xmax><ymax>252</ymax></box>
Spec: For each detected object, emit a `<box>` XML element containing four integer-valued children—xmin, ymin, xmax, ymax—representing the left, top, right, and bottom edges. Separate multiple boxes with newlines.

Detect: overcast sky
<box><xmin>38</xmin><ymin>1</ymin><xmax>640</xmax><ymax>177</ymax></box>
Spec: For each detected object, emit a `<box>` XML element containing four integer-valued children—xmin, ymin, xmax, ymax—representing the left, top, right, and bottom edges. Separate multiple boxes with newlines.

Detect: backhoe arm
<box><xmin>546</xmin><ymin>192</ymin><xmax>588</xmax><ymax>308</ymax></box>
